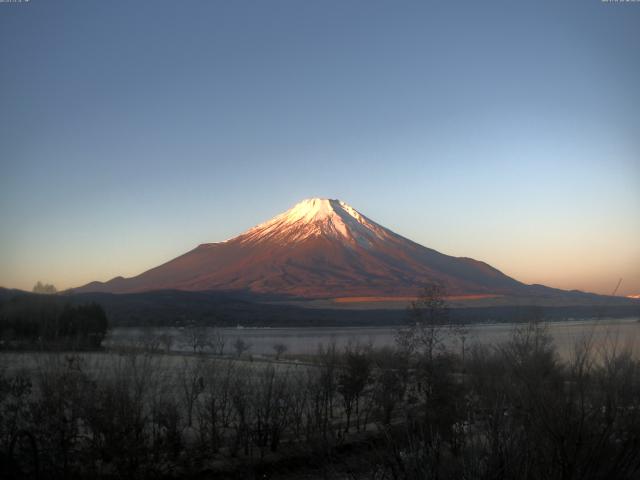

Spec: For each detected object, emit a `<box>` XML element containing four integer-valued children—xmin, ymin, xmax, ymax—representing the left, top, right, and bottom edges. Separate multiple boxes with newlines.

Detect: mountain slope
<box><xmin>77</xmin><ymin>198</ymin><xmax>532</xmax><ymax>298</ymax></box>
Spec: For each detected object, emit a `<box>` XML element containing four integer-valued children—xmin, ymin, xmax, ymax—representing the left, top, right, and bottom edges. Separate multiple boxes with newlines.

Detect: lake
<box><xmin>105</xmin><ymin>317</ymin><xmax>640</xmax><ymax>361</ymax></box>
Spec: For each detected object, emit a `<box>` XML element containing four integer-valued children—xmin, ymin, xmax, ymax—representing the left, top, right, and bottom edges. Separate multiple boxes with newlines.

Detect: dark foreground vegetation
<box><xmin>0</xmin><ymin>294</ymin><xmax>108</xmax><ymax>350</ymax></box>
<box><xmin>1</xmin><ymin>285</ymin><xmax>640</xmax><ymax>479</ymax></box>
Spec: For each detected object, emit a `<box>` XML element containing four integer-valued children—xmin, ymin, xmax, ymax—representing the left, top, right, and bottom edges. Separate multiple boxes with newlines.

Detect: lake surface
<box><xmin>106</xmin><ymin>317</ymin><xmax>640</xmax><ymax>360</ymax></box>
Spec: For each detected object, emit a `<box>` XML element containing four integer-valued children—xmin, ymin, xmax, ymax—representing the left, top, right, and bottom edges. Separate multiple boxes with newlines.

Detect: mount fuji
<box><xmin>75</xmin><ymin>198</ymin><xmax>566</xmax><ymax>300</ymax></box>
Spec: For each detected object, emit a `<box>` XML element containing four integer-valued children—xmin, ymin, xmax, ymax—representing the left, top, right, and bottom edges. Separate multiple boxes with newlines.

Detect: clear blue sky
<box><xmin>1</xmin><ymin>0</ymin><xmax>639</xmax><ymax>295</ymax></box>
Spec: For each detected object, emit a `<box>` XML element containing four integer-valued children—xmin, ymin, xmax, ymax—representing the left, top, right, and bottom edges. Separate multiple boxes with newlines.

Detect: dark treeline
<box><xmin>1</xmin><ymin>288</ymin><xmax>638</xmax><ymax>329</ymax></box>
<box><xmin>37</xmin><ymin>289</ymin><xmax>640</xmax><ymax>327</ymax></box>
<box><xmin>0</xmin><ymin>294</ymin><xmax>108</xmax><ymax>349</ymax></box>
<box><xmin>1</xmin><ymin>288</ymin><xmax>640</xmax><ymax>479</ymax></box>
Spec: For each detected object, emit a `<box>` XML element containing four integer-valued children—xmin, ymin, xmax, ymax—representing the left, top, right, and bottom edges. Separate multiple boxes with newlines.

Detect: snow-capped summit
<box><xmin>239</xmin><ymin>198</ymin><xmax>391</xmax><ymax>247</ymax></box>
<box><xmin>76</xmin><ymin>197</ymin><xmax>526</xmax><ymax>298</ymax></box>
<box><xmin>280</xmin><ymin>198</ymin><xmax>341</xmax><ymax>223</ymax></box>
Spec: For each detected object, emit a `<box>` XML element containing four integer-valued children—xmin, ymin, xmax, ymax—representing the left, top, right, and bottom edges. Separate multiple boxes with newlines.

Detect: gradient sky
<box><xmin>1</xmin><ymin>0</ymin><xmax>639</xmax><ymax>296</ymax></box>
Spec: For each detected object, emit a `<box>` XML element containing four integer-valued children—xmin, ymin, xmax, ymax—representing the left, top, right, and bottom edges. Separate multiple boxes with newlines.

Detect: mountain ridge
<box><xmin>73</xmin><ymin>198</ymin><xmax>600</xmax><ymax>301</ymax></box>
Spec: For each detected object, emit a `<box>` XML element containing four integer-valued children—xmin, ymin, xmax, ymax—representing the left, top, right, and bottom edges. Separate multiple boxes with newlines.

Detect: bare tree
<box><xmin>233</xmin><ymin>338</ymin><xmax>251</xmax><ymax>358</ymax></box>
<box><xmin>182</xmin><ymin>325</ymin><xmax>211</xmax><ymax>354</ymax></box>
<box><xmin>315</xmin><ymin>341</ymin><xmax>339</xmax><ymax>442</ymax></box>
<box><xmin>196</xmin><ymin>360</ymin><xmax>236</xmax><ymax>453</ymax></box>
<box><xmin>372</xmin><ymin>347</ymin><xmax>409</xmax><ymax>425</ymax></box>
<box><xmin>138</xmin><ymin>327</ymin><xmax>161</xmax><ymax>353</ymax></box>
<box><xmin>211</xmin><ymin>329</ymin><xmax>226</xmax><ymax>356</ymax></box>
<box><xmin>338</xmin><ymin>345</ymin><xmax>372</xmax><ymax>432</ymax></box>
<box><xmin>180</xmin><ymin>358</ymin><xmax>205</xmax><ymax>427</ymax></box>
<box><xmin>229</xmin><ymin>366</ymin><xmax>252</xmax><ymax>456</ymax></box>
<box><xmin>397</xmin><ymin>283</ymin><xmax>450</xmax><ymax>361</ymax></box>
<box><xmin>250</xmin><ymin>365</ymin><xmax>291</xmax><ymax>456</ymax></box>
<box><xmin>288</xmin><ymin>372</ymin><xmax>311</xmax><ymax>439</ymax></box>
<box><xmin>273</xmin><ymin>343</ymin><xmax>287</xmax><ymax>360</ymax></box>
